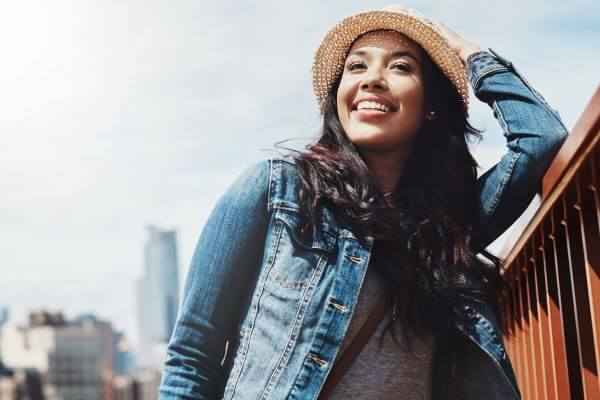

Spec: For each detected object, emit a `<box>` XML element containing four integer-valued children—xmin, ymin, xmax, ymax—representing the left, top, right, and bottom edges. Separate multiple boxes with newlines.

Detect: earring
<box><xmin>425</xmin><ymin>110</ymin><xmax>437</xmax><ymax>120</ymax></box>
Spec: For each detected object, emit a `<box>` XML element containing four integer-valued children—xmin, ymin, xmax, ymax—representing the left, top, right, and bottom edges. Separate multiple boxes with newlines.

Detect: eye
<box><xmin>390</xmin><ymin>62</ymin><xmax>410</xmax><ymax>72</ymax></box>
<box><xmin>347</xmin><ymin>60</ymin><xmax>366</xmax><ymax>71</ymax></box>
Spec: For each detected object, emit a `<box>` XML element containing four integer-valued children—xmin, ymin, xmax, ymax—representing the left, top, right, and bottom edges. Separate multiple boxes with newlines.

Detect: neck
<box><xmin>360</xmin><ymin>143</ymin><xmax>414</xmax><ymax>195</ymax></box>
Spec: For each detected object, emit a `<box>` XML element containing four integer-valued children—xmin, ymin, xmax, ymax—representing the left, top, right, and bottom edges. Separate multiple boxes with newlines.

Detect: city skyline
<box><xmin>0</xmin><ymin>308</ymin><xmax>151</xmax><ymax>400</ymax></box>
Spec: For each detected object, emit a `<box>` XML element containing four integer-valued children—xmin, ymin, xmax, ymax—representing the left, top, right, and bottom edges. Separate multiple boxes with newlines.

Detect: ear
<box><xmin>425</xmin><ymin>108</ymin><xmax>438</xmax><ymax>120</ymax></box>
<box><xmin>423</xmin><ymin>96</ymin><xmax>436</xmax><ymax>120</ymax></box>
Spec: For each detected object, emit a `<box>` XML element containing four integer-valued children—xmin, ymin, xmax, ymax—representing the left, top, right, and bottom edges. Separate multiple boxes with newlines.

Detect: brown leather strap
<box><xmin>318</xmin><ymin>288</ymin><xmax>393</xmax><ymax>399</ymax></box>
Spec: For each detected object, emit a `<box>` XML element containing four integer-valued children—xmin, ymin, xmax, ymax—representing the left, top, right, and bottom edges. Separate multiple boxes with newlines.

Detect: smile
<box><xmin>356</xmin><ymin>100</ymin><xmax>393</xmax><ymax>113</ymax></box>
<box><xmin>351</xmin><ymin>99</ymin><xmax>397</xmax><ymax>121</ymax></box>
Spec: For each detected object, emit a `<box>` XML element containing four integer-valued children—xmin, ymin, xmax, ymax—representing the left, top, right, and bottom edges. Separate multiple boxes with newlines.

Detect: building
<box><xmin>72</xmin><ymin>315</ymin><xmax>121</xmax><ymax>400</ymax></box>
<box><xmin>0</xmin><ymin>361</ymin><xmax>44</xmax><ymax>400</ymax></box>
<box><xmin>0</xmin><ymin>308</ymin><xmax>8</xmax><ymax>327</ymax></box>
<box><xmin>113</xmin><ymin>370</ymin><xmax>161</xmax><ymax>400</ymax></box>
<box><xmin>113</xmin><ymin>333</ymin><xmax>134</xmax><ymax>376</ymax></box>
<box><xmin>0</xmin><ymin>311</ymin><xmax>120</xmax><ymax>400</ymax></box>
<box><xmin>135</xmin><ymin>226</ymin><xmax>179</xmax><ymax>369</ymax></box>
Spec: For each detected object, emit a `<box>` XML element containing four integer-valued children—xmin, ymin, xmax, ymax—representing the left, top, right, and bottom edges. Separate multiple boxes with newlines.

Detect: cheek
<box><xmin>390</xmin><ymin>85</ymin><xmax>426</xmax><ymax>128</ymax></box>
<box><xmin>336</xmin><ymin>79</ymin><xmax>354</xmax><ymax>128</ymax></box>
<box><xmin>336</xmin><ymin>78</ymin><xmax>352</xmax><ymax>113</ymax></box>
<box><xmin>396</xmin><ymin>81</ymin><xmax>426</xmax><ymax>111</ymax></box>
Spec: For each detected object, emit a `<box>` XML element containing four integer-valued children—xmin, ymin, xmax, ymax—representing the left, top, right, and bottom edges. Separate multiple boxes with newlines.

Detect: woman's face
<box><xmin>336</xmin><ymin>30</ymin><xmax>428</xmax><ymax>153</ymax></box>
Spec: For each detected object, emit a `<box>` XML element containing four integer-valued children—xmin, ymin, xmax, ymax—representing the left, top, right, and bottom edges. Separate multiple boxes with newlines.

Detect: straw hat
<box><xmin>311</xmin><ymin>4</ymin><xmax>469</xmax><ymax>115</ymax></box>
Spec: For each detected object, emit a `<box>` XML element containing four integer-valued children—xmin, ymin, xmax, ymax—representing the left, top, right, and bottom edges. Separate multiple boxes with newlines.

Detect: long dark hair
<box><xmin>274</xmin><ymin>37</ymin><xmax>509</xmax><ymax>349</ymax></box>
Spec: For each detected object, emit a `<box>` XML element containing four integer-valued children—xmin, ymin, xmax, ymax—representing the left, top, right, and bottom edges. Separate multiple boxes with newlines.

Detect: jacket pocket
<box><xmin>266</xmin><ymin>208</ymin><xmax>336</xmax><ymax>291</ymax></box>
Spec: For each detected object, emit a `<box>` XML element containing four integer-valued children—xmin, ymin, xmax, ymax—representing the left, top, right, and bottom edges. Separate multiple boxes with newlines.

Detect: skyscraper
<box><xmin>0</xmin><ymin>307</ymin><xmax>8</xmax><ymax>326</ymax></box>
<box><xmin>135</xmin><ymin>226</ymin><xmax>180</xmax><ymax>369</ymax></box>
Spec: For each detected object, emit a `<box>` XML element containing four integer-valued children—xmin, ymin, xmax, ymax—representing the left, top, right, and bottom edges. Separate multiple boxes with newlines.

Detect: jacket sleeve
<box><xmin>469</xmin><ymin>49</ymin><xmax>569</xmax><ymax>250</ymax></box>
<box><xmin>159</xmin><ymin>159</ymin><xmax>272</xmax><ymax>399</ymax></box>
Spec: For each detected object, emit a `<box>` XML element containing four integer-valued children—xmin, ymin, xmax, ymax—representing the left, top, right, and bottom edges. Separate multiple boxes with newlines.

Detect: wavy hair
<box><xmin>274</xmin><ymin>39</ymin><xmax>509</xmax><ymax>350</ymax></box>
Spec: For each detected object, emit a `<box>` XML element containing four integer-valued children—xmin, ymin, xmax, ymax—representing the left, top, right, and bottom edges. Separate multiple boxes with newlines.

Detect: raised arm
<box><xmin>468</xmin><ymin>49</ymin><xmax>569</xmax><ymax>250</ymax></box>
<box><xmin>159</xmin><ymin>159</ymin><xmax>272</xmax><ymax>399</ymax></box>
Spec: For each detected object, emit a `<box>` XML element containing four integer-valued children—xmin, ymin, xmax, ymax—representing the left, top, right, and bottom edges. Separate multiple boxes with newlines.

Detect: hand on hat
<box><xmin>436</xmin><ymin>22</ymin><xmax>481</xmax><ymax>67</ymax></box>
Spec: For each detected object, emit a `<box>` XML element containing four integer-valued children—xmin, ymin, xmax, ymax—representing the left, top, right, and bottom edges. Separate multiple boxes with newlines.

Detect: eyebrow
<box><xmin>348</xmin><ymin>49</ymin><xmax>421</xmax><ymax>66</ymax></box>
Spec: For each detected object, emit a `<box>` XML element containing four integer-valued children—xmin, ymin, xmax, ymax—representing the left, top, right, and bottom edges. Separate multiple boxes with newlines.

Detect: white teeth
<box><xmin>356</xmin><ymin>101</ymin><xmax>392</xmax><ymax>112</ymax></box>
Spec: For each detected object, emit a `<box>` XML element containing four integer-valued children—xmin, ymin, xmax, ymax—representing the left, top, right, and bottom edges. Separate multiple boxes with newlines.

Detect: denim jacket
<box><xmin>159</xmin><ymin>49</ymin><xmax>569</xmax><ymax>400</ymax></box>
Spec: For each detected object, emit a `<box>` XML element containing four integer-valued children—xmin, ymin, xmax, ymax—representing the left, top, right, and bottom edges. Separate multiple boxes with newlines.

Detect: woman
<box><xmin>159</xmin><ymin>5</ymin><xmax>568</xmax><ymax>400</ymax></box>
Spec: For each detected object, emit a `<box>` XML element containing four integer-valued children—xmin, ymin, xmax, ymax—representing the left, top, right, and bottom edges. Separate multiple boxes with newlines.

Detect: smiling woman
<box><xmin>159</xmin><ymin>4</ymin><xmax>569</xmax><ymax>400</ymax></box>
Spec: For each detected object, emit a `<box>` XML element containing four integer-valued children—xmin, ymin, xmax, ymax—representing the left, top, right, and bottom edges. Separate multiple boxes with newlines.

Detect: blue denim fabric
<box><xmin>159</xmin><ymin>49</ymin><xmax>569</xmax><ymax>400</ymax></box>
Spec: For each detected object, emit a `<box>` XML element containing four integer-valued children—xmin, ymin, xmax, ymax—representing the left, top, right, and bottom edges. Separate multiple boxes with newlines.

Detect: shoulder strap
<box><xmin>317</xmin><ymin>288</ymin><xmax>393</xmax><ymax>399</ymax></box>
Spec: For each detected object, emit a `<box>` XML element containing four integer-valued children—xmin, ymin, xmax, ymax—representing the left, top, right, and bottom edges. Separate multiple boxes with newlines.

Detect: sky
<box><xmin>1</xmin><ymin>0</ymin><xmax>598</xmax><ymax>344</ymax></box>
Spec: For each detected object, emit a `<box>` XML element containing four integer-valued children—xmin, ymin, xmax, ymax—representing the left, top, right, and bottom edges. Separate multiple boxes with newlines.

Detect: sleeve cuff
<box><xmin>466</xmin><ymin>48</ymin><xmax>513</xmax><ymax>91</ymax></box>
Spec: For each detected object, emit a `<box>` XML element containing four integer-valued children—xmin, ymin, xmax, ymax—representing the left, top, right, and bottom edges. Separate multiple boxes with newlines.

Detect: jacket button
<box><xmin>308</xmin><ymin>354</ymin><xmax>327</xmax><ymax>366</ymax></box>
<box><xmin>328</xmin><ymin>300</ymin><xmax>349</xmax><ymax>313</ymax></box>
<box><xmin>345</xmin><ymin>254</ymin><xmax>363</xmax><ymax>264</ymax></box>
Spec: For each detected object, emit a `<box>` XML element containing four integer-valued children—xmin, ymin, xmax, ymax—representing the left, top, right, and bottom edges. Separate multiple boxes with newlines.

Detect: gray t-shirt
<box><xmin>327</xmin><ymin>264</ymin><xmax>436</xmax><ymax>399</ymax></box>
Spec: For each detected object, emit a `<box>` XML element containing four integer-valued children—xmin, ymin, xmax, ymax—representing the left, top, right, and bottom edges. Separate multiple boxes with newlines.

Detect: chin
<box><xmin>348</xmin><ymin>127</ymin><xmax>390</xmax><ymax>141</ymax></box>
<box><xmin>349</xmin><ymin>134</ymin><xmax>394</xmax><ymax>150</ymax></box>
<box><xmin>350</xmin><ymin>130</ymin><xmax>415</xmax><ymax>152</ymax></box>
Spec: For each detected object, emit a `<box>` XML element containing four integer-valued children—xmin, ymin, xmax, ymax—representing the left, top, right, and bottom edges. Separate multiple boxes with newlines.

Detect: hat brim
<box><xmin>311</xmin><ymin>10</ymin><xmax>469</xmax><ymax>115</ymax></box>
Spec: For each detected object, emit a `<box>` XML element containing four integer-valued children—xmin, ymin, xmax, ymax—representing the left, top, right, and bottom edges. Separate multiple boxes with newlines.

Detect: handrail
<box><xmin>543</xmin><ymin>86</ymin><xmax>600</xmax><ymax>198</ymax></box>
<box><xmin>498</xmin><ymin>85</ymin><xmax>600</xmax><ymax>400</ymax></box>
<box><xmin>503</xmin><ymin>85</ymin><xmax>600</xmax><ymax>268</ymax></box>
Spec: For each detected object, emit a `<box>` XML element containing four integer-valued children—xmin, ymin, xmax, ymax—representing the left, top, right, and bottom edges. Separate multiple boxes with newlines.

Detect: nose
<box><xmin>360</xmin><ymin>69</ymin><xmax>389</xmax><ymax>92</ymax></box>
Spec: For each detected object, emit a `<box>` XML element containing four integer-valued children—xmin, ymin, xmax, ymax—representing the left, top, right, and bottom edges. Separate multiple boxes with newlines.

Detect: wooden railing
<box><xmin>499</xmin><ymin>85</ymin><xmax>600</xmax><ymax>400</ymax></box>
